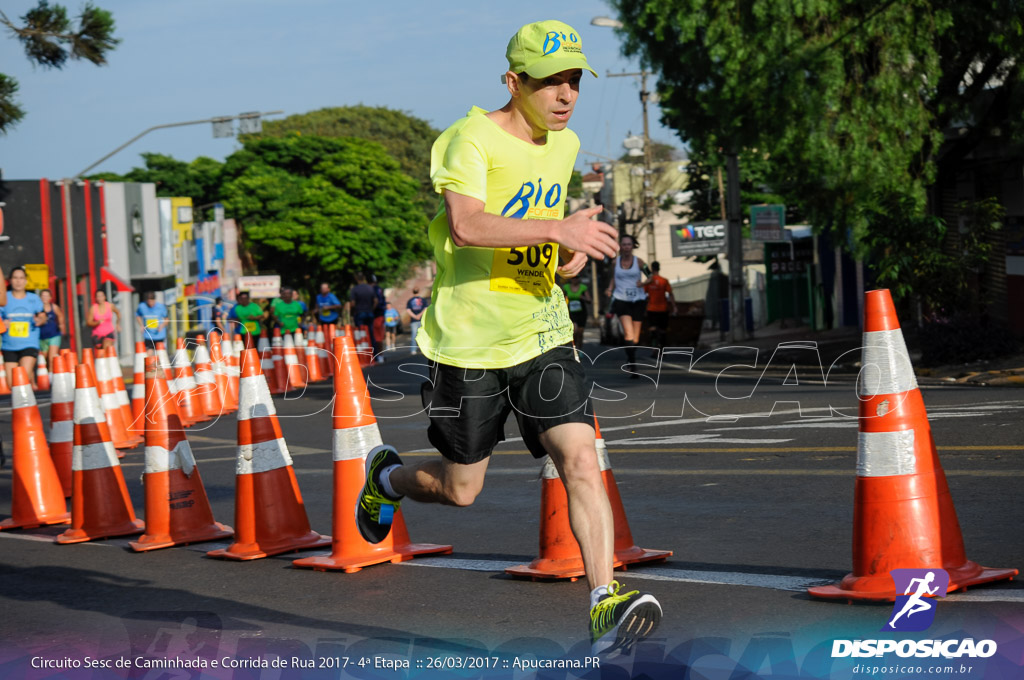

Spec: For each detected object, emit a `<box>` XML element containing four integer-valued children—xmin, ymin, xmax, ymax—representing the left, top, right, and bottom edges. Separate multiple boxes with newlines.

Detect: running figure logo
<box><xmin>883</xmin><ymin>568</ymin><xmax>950</xmax><ymax>632</ymax></box>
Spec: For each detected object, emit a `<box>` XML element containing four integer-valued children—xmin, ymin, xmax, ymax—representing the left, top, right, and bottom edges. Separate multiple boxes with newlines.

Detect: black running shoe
<box><xmin>355</xmin><ymin>445</ymin><xmax>403</xmax><ymax>544</ymax></box>
<box><xmin>590</xmin><ymin>581</ymin><xmax>662</xmax><ymax>655</ymax></box>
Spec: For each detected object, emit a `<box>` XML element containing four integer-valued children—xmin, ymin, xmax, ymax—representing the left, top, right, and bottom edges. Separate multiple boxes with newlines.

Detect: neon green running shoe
<box><xmin>590</xmin><ymin>580</ymin><xmax>662</xmax><ymax>655</ymax></box>
<box><xmin>355</xmin><ymin>445</ymin><xmax>403</xmax><ymax>543</ymax></box>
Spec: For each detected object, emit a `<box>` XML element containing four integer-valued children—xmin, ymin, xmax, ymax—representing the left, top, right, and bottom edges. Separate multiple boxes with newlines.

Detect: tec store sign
<box><xmin>670</xmin><ymin>221</ymin><xmax>727</xmax><ymax>257</ymax></box>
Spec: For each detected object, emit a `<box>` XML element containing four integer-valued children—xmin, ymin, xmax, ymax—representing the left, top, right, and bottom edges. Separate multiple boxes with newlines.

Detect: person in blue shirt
<box><xmin>0</xmin><ymin>266</ymin><xmax>46</xmax><ymax>386</ymax></box>
<box><xmin>405</xmin><ymin>288</ymin><xmax>428</xmax><ymax>355</ymax></box>
<box><xmin>383</xmin><ymin>302</ymin><xmax>400</xmax><ymax>351</ymax></box>
<box><xmin>313</xmin><ymin>282</ymin><xmax>342</xmax><ymax>328</ymax></box>
<box><xmin>135</xmin><ymin>291</ymin><xmax>169</xmax><ymax>351</ymax></box>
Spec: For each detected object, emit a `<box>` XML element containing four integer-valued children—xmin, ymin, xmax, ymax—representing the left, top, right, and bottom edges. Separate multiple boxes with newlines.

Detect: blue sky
<box><xmin>0</xmin><ymin>0</ymin><xmax>684</xmax><ymax>181</ymax></box>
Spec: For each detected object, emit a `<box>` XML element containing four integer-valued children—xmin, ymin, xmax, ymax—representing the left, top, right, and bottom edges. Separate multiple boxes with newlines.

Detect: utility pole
<box><xmin>607</xmin><ymin>70</ymin><xmax>656</xmax><ymax>263</ymax></box>
<box><xmin>725</xmin><ymin>151</ymin><xmax>747</xmax><ymax>342</ymax></box>
<box><xmin>59</xmin><ymin>179</ymin><xmax>81</xmax><ymax>354</ymax></box>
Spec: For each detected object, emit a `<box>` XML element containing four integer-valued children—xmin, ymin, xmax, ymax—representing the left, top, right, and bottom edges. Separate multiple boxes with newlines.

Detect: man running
<box><xmin>355</xmin><ymin>20</ymin><xmax>662</xmax><ymax>655</ymax></box>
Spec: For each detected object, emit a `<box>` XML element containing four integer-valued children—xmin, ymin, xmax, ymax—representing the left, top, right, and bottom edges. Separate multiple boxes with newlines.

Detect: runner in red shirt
<box><xmin>642</xmin><ymin>261</ymin><xmax>676</xmax><ymax>350</ymax></box>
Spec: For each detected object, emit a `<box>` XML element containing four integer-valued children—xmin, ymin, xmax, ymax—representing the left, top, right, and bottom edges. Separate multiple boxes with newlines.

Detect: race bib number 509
<box><xmin>490</xmin><ymin>243</ymin><xmax>557</xmax><ymax>296</ymax></box>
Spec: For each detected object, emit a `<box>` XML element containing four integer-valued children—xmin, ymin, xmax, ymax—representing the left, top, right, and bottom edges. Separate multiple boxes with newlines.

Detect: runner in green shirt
<box><xmin>272</xmin><ymin>288</ymin><xmax>307</xmax><ymax>333</ymax></box>
<box><xmin>228</xmin><ymin>291</ymin><xmax>266</xmax><ymax>336</ymax></box>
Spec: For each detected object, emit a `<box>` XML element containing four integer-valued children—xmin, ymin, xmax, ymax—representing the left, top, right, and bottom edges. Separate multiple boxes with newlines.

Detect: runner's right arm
<box><xmin>444</xmin><ymin>190</ymin><xmax>617</xmax><ymax>261</ymax></box>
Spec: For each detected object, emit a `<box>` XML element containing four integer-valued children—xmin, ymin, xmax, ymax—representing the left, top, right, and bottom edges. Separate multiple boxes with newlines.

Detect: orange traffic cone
<box><xmin>353</xmin><ymin>326</ymin><xmax>373</xmax><ymax>367</ymax></box>
<box><xmin>104</xmin><ymin>348</ymin><xmax>139</xmax><ymax>447</ymax></box>
<box><xmin>260</xmin><ymin>342</ymin><xmax>282</xmax><ymax>395</ymax></box>
<box><xmin>209</xmin><ymin>332</ymin><xmax>237</xmax><ymax>414</ymax></box>
<box><xmin>506</xmin><ymin>414</ymin><xmax>672</xmax><ymax>580</ymax></box>
<box><xmin>0</xmin><ymin>367</ymin><xmax>70</xmax><ymax>530</ymax></box>
<box><xmin>305</xmin><ymin>338</ymin><xmax>324</xmax><ymax>383</ymax></box>
<box><xmin>172</xmin><ymin>339</ymin><xmax>210</xmax><ymax>426</ymax></box>
<box><xmin>321</xmin><ymin>325</ymin><xmax>335</xmax><ymax>377</ymax></box>
<box><xmin>35</xmin><ymin>352</ymin><xmax>51</xmax><ymax>391</ymax></box>
<box><xmin>206</xmin><ymin>348</ymin><xmax>330</xmax><ymax>560</ymax></box>
<box><xmin>128</xmin><ymin>342</ymin><xmax>147</xmax><ymax>438</ymax></box>
<box><xmin>294</xmin><ymin>329</ymin><xmax>307</xmax><ymax>369</ymax></box>
<box><xmin>221</xmin><ymin>334</ymin><xmax>241</xmax><ymax>412</ymax></box>
<box><xmin>282</xmin><ymin>333</ymin><xmax>307</xmax><ymax>390</ymax></box>
<box><xmin>47</xmin><ymin>354</ymin><xmax>75</xmax><ymax>498</ymax></box>
<box><xmin>130</xmin><ymin>357</ymin><xmax>233</xmax><ymax>551</ymax></box>
<box><xmin>192</xmin><ymin>335</ymin><xmax>224</xmax><ymax>419</ymax></box>
<box><xmin>293</xmin><ymin>336</ymin><xmax>451</xmax><ymax>573</ymax></box>
<box><xmin>95</xmin><ymin>348</ymin><xmax>142</xmax><ymax>451</ymax></box>
<box><xmin>271</xmin><ymin>329</ymin><xmax>288</xmax><ymax>396</ymax></box>
<box><xmin>808</xmin><ymin>290</ymin><xmax>1018</xmax><ymax>600</ymax></box>
<box><xmin>56</xmin><ymin>363</ymin><xmax>144</xmax><ymax>543</ymax></box>
<box><xmin>0</xmin><ymin>365</ymin><xmax>11</xmax><ymax>396</ymax></box>
<box><xmin>233</xmin><ymin>333</ymin><xmax>244</xmax><ymax>359</ymax></box>
<box><xmin>156</xmin><ymin>342</ymin><xmax>173</xmax><ymax>381</ymax></box>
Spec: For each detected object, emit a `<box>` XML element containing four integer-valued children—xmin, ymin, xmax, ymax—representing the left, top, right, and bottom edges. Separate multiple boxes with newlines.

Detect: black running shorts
<box><xmin>421</xmin><ymin>344</ymin><xmax>593</xmax><ymax>464</ymax></box>
<box><xmin>612</xmin><ymin>298</ymin><xmax>647</xmax><ymax>320</ymax></box>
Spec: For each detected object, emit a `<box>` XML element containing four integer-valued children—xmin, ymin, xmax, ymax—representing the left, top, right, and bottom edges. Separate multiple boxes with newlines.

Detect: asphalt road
<box><xmin>1</xmin><ymin>342</ymin><xmax>1022</xmax><ymax>679</ymax></box>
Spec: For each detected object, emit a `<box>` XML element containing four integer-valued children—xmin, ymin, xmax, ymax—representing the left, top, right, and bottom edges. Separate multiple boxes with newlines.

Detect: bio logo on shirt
<box><xmin>543</xmin><ymin>30</ymin><xmax>579</xmax><ymax>56</ymax></box>
<box><xmin>502</xmin><ymin>179</ymin><xmax>563</xmax><ymax>220</ymax></box>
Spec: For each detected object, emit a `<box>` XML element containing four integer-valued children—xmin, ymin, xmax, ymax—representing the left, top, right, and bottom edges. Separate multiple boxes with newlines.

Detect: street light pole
<box><xmin>75</xmin><ymin>110</ymin><xmax>284</xmax><ymax>178</ymax></box>
<box><xmin>591</xmin><ymin>17</ymin><xmax>657</xmax><ymax>264</ymax></box>
<box><xmin>725</xmin><ymin>151</ymin><xmax>747</xmax><ymax>342</ymax></box>
<box><xmin>607</xmin><ymin>70</ymin><xmax>656</xmax><ymax>263</ymax></box>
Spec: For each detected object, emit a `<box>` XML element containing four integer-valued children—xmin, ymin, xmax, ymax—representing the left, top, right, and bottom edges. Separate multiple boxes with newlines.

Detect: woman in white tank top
<box><xmin>604</xmin><ymin>234</ymin><xmax>648</xmax><ymax>371</ymax></box>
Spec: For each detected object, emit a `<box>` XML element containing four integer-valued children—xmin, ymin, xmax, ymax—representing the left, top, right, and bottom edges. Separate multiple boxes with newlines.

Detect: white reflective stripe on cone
<box><xmin>134</xmin><ymin>353</ymin><xmax>145</xmax><ymax>374</ymax></box>
<box><xmin>12</xmin><ymin>383</ymin><xmax>36</xmax><ymax>409</ymax></box>
<box><xmin>74</xmin><ymin>388</ymin><xmax>107</xmax><ymax>425</ymax></box>
<box><xmin>101</xmin><ymin>393</ymin><xmax>120</xmax><ymax>412</ymax></box>
<box><xmin>857</xmin><ymin>430</ymin><xmax>917</xmax><ymax>477</ymax></box>
<box><xmin>131</xmin><ymin>382</ymin><xmax>145</xmax><ymax>399</ymax></box>
<box><xmin>50</xmin><ymin>420</ymin><xmax>74</xmax><ymax>443</ymax></box>
<box><xmin>859</xmin><ymin>329</ymin><xmax>918</xmax><ymax>397</ymax></box>
<box><xmin>53</xmin><ymin>374</ymin><xmax>75</xmax><ymax>402</ymax></box>
<box><xmin>194</xmin><ymin>346</ymin><xmax>211</xmax><ymax>364</ymax></box>
<box><xmin>541</xmin><ymin>456</ymin><xmax>559</xmax><ymax>480</ymax></box>
<box><xmin>595</xmin><ymin>439</ymin><xmax>611</xmax><ymax>472</ymax></box>
<box><xmin>237</xmin><ymin>438</ymin><xmax>293</xmax><ymax>474</ymax></box>
<box><xmin>72</xmin><ymin>441</ymin><xmax>119</xmax><ymax>471</ymax></box>
<box><xmin>225</xmin><ymin>366</ymin><xmax>240</xmax><ymax>377</ymax></box>
<box><xmin>194</xmin><ymin>370</ymin><xmax>215</xmax><ymax>385</ymax></box>
<box><xmin>332</xmin><ymin>424</ymin><xmax>383</xmax><ymax>462</ymax></box>
<box><xmin>145</xmin><ymin>440</ymin><xmax>196</xmax><ymax>476</ymax></box>
<box><xmin>238</xmin><ymin>376</ymin><xmax>275</xmax><ymax>419</ymax></box>
<box><xmin>116</xmin><ymin>391</ymin><xmax>131</xmax><ymax>407</ymax></box>
<box><xmin>284</xmin><ymin>355</ymin><xmax>299</xmax><ymax>366</ymax></box>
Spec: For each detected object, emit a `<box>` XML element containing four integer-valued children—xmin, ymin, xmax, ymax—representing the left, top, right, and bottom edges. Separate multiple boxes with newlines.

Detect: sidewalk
<box><xmin>697</xmin><ymin>320</ymin><xmax>1024</xmax><ymax>387</ymax></box>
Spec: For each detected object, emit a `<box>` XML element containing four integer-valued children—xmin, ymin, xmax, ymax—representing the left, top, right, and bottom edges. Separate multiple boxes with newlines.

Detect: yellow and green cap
<box><xmin>505</xmin><ymin>20</ymin><xmax>598</xmax><ymax>80</ymax></box>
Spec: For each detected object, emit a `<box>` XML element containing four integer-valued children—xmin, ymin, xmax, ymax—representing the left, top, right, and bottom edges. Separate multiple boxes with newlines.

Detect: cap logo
<box><xmin>542</xmin><ymin>30</ymin><xmax>579</xmax><ymax>56</ymax></box>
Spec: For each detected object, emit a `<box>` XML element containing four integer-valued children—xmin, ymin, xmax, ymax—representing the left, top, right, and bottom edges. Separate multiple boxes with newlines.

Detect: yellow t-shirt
<box><xmin>417</xmin><ymin>107</ymin><xmax>576</xmax><ymax>369</ymax></box>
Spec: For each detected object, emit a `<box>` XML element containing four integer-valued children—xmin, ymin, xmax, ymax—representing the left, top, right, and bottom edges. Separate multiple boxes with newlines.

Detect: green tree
<box><xmin>611</xmin><ymin>0</ymin><xmax>1023</xmax><ymax>308</ymax></box>
<box><xmin>254</xmin><ymin>106</ymin><xmax>440</xmax><ymax>215</ymax></box>
<box><xmin>0</xmin><ymin>1</ymin><xmax>118</xmax><ymax>134</ymax></box>
<box><xmin>90</xmin><ymin>153</ymin><xmax>224</xmax><ymax>217</ymax></box>
<box><xmin>218</xmin><ymin>134</ymin><xmax>430</xmax><ymax>295</ymax></box>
